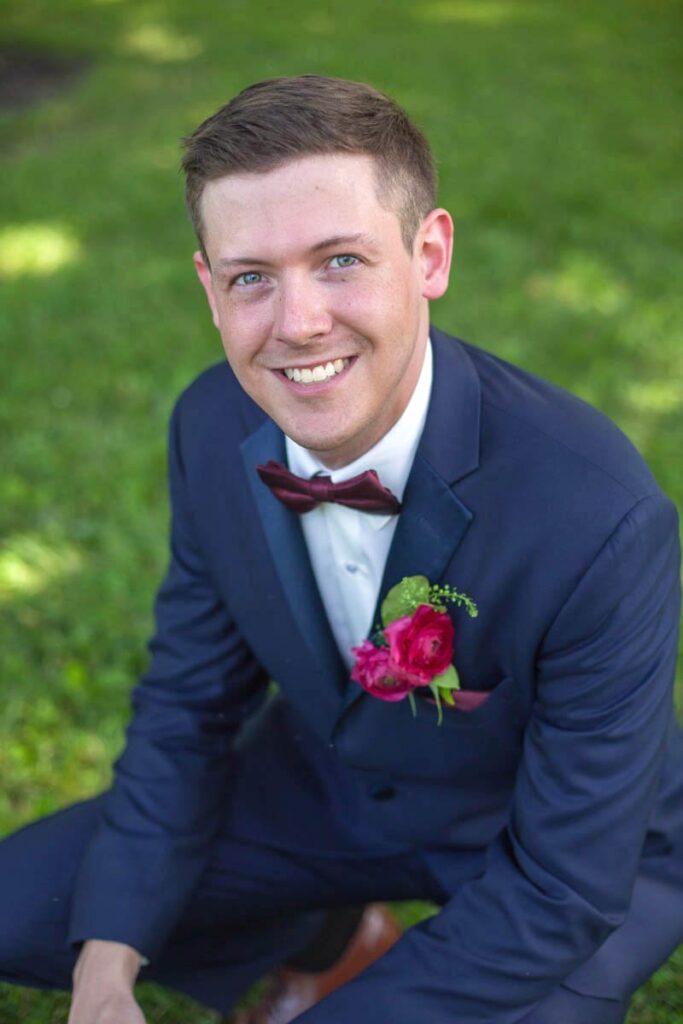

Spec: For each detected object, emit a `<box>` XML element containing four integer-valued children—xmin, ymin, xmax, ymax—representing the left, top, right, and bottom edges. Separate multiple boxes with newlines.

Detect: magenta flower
<box><xmin>384</xmin><ymin>604</ymin><xmax>455</xmax><ymax>687</ymax></box>
<box><xmin>350</xmin><ymin>639</ymin><xmax>417</xmax><ymax>701</ymax></box>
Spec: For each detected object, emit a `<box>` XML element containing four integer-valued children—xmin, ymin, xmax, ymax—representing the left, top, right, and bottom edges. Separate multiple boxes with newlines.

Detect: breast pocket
<box><xmin>345</xmin><ymin>676</ymin><xmax>529</xmax><ymax>781</ymax></box>
<box><xmin>410</xmin><ymin>675</ymin><xmax>528</xmax><ymax>781</ymax></box>
<box><xmin>415</xmin><ymin>675</ymin><xmax>522</xmax><ymax>731</ymax></box>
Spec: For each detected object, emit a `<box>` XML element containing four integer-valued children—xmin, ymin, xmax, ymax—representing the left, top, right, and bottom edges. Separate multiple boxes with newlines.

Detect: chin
<box><xmin>286</xmin><ymin>416</ymin><xmax>358</xmax><ymax>452</ymax></box>
<box><xmin>293</xmin><ymin>432</ymin><xmax>349</xmax><ymax>456</ymax></box>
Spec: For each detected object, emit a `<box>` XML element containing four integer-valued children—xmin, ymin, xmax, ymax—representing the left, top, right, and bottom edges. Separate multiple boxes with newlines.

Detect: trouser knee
<box><xmin>0</xmin><ymin>797</ymin><xmax>102</xmax><ymax>985</ymax></box>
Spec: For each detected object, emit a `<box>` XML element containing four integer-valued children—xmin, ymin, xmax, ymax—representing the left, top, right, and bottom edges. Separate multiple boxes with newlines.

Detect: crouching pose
<box><xmin>1</xmin><ymin>75</ymin><xmax>682</xmax><ymax>1024</ymax></box>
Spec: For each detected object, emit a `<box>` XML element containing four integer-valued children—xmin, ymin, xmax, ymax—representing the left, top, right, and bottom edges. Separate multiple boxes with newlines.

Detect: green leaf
<box><xmin>429</xmin><ymin>681</ymin><xmax>444</xmax><ymax>725</ymax></box>
<box><xmin>431</xmin><ymin>664</ymin><xmax>461</xmax><ymax>690</ymax></box>
<box><xmin>381</xmin><ymin>575</ymin><xmax>430</xmax><ymax>626</ymax></box>
<box><xmin>440</xmin><ymin>687</ymin><xmax>456</xmax><ymax>706</ymax></box>
<box><xmin>407</xmin><ymin>691</ymin><xmax>417</xmax><ymax>718</ymax></box>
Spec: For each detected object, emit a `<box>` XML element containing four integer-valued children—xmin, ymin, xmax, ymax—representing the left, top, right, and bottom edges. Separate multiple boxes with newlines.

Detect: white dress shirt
<box><xmin>285</xmin><ymin>338</ymin><xmax>433</xmax><ymax>669</ymax></box>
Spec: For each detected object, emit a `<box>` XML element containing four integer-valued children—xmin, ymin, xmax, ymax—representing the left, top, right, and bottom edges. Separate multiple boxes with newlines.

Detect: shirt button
<box><xmin>370</xmin><ymin>785</ymin><xmax>396</xmax><ymax>801</ymax></box>
<box><xmin>345</xmin><ymin>562</ymin><xmax>359</xmax><ymax>574</ymax></box>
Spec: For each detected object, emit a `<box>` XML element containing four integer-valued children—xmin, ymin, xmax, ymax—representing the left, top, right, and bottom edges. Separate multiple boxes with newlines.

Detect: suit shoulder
<box><xmin>172</xmin><ymin>360</ymin><xmax>265</xmax><ymax>441</ymax></box>
<box><xmin>460</xmin><ymin>339</ymin><xmax>661</xmax><ymax>502</ymax></box>
<box><xmin>175</xmin><ymin>360</ymin><xmax>242</xmax><ymax>412</ymax></box>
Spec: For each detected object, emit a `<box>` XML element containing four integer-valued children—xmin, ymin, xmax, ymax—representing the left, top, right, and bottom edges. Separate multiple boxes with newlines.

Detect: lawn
<box><xmin>1</xmin><ymin>0</ymin><xmax>682</xmax><ymax>1020</ymax></box>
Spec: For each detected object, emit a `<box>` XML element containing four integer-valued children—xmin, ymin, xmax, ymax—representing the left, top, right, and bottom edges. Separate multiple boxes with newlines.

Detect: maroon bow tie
<box><xmin>256</xmin><ymin>460</ymin><xmax>402</xmax><ymax>515</ymax></box>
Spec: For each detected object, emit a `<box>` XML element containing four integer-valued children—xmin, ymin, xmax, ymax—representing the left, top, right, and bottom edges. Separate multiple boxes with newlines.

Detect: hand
<box><xmin>68</xmin><ymin>939</ymin><xmax>145</xmax><ymax>1024</ymax></box>
<box><xmin>67</xmin><ymin>989</ymin><xmax>146</xmax><ymax>1024</ymax></box>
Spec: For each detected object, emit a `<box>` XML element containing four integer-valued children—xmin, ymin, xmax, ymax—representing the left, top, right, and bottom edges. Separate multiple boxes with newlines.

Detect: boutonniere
<box><xmin>350</xmin><ymin>575</ymin><xmax>478</xmax><ymax>724</ymax></box>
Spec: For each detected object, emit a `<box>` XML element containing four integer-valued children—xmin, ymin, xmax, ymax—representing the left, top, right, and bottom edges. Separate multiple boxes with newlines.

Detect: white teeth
<box><xmin>283</xmin><ymin>357</ymin><xmax>350</xmax><ymax>385</ymax></box>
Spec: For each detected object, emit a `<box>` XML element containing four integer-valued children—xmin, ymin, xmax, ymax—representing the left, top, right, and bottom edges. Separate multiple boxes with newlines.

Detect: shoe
<box><xmin>231</xmin><ymin>903</ymin><xmax>402</xmax><ymax>1024</ymax></box>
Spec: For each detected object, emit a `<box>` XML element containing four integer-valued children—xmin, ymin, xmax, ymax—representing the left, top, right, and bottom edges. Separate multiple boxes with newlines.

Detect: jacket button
<box><xmin>370</xmin><ymin>785</ymin><xmax>396</xmax><ymax>801</ymax></box>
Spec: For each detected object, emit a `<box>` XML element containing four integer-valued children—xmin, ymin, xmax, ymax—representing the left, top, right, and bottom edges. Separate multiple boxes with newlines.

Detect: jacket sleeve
<box><xmin>68</xmin><ymin>400</ymin><xmax>269</xmax><ymax>959</ymax></box>
<box><xmin>299</xmin><ymin>493</ymin><xmax>682</xmax><ymax>1024</ymax></box>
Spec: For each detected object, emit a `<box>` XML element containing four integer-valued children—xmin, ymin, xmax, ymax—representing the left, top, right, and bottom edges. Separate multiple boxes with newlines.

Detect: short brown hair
<box><xmin>181</xmin><ymin>75</ymin><xmax>437</xmax><ymax>258</ymax></box>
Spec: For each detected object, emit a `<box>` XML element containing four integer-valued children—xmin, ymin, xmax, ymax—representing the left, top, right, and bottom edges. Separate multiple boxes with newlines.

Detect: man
<box><xmin>0</xmin><ymin>75</ymin><xmax>681</xmax><ymax>1024</ymax></box>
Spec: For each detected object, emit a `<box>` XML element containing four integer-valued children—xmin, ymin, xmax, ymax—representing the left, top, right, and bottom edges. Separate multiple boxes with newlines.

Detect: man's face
<box><xmin>194</xmin><ymin>153</ymin><xmax>452</xmax><ymax>469</ymax></box>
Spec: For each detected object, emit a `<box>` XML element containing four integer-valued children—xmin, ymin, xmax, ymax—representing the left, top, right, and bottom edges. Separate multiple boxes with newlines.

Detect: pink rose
<box><xmin>350</xmin><ymin>639</ymin><xmax>417</xmax><ymax>701</ymax></box>
<box><xmin>385</xmin><ymin>604</ymin><xmax>454</xmax><ymax>687</ymax></box>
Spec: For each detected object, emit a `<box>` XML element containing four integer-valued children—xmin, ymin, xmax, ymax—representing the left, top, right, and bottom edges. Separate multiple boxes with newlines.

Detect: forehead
<box><xmin>199</xmin><ymin>153</ymin><xmax>402</xmax><ymax>260</ymax></box>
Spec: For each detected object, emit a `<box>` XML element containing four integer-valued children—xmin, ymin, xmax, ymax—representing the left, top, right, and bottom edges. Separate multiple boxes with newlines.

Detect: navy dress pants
<box><xmin>0</xmin><ymin>794</ymin><xmax>671</xmax><ymax>1023</ymax></box>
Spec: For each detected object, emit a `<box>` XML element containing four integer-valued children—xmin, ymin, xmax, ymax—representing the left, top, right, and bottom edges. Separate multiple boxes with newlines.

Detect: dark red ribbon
<box><xmin>256</xmin><ymin>460</ymin><xmax>401</xmax><ymax>515</ymax></box>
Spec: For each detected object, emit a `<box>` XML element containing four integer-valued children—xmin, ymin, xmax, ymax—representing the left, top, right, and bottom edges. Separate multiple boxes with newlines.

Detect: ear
<box><xmin>193</xmin><ymin>251</ymin><xmax>220</xmax><ymax>329</ymax></box>
<box><xmin>417</xmin><ymin>209</ymin><xmax>454</xmax><ymax>301</ymax></box>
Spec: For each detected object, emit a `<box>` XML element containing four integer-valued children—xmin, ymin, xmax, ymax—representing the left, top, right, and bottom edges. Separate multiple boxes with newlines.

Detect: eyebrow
<box><xmin>212</xmin><ymin>233</ymin><xmax>379</xmax><ymax>275</ymax></box>
<box><xmin>310</xmin><ymin>233</ymin><xmax>378</xmax><ymax>253</ymax></box>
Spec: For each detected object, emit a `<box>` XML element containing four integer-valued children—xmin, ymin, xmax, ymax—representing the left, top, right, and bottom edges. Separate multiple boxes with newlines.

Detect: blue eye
<box><xmin>235</xmin><ymin>271</ymin><xmax>263</xmax><ymax>286</ymax></box>
<box><xmin>329</xmin><ymin>255</ymin><xmax>359</xmax><ymax>269</ymax></box>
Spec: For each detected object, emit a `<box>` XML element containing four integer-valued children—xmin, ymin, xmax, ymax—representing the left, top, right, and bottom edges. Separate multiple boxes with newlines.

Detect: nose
<box><xmin>273</xmin><ymin>273</ymin><xmax>332</xmax><ymax>345</ymax></box>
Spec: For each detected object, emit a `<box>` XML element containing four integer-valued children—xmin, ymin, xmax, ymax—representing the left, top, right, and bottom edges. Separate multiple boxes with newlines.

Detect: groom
<box><xmin>1</xmin><ymin>75</ymin><xmax>682</xmax><ymax>1024</ymax></box>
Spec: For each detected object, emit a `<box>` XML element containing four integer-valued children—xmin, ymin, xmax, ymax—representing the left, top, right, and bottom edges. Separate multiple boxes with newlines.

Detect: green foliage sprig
<box><xmin>381</xmin><ymin>575</ymin><xmax>478</xmax><ymax>627</ymax></box>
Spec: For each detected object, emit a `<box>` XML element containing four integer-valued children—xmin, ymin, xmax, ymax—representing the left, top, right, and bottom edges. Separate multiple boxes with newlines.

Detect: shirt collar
<box><xmin>285</xmin><ymin>337</ymin><xmax>433</xmax><ymax>529</ymax></box>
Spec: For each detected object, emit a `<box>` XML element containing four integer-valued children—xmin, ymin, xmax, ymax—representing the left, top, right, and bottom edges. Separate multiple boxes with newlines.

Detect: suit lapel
<box><xmin>241</xmin><ymin>419</ymin><xmax>347</xmax><ymax>737</ymax></box>
<box><xmin>341</xmin><ymin>329</ymin><xmax>481</xmax><ymax>713</ymax></box>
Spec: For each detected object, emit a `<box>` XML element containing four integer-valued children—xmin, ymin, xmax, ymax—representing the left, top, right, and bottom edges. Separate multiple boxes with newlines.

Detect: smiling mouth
<box><xmin>278</xmin><ymin>357</ymin><xmax>353</xmax><ymax>385</ymax></box>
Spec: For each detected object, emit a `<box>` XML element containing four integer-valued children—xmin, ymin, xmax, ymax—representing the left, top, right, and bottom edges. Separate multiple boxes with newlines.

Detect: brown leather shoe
<box><xmin>231</xmin><ymin>904</ymin><xmax>402</xmax><ymax>1024</ymax></box>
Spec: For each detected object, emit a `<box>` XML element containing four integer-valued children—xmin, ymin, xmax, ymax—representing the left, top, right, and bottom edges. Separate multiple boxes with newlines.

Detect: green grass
<box><xmin>1</xmin><ymin>0</ymin><xmax>682</xmax><ymax>1020</ymax></box>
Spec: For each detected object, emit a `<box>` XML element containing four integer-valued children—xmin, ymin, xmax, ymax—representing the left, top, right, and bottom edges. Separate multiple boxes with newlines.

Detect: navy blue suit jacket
<box><xmin>68</xmin><ymin>328</ymin><xmax>682</xmax><ymax>1021</ymax></box>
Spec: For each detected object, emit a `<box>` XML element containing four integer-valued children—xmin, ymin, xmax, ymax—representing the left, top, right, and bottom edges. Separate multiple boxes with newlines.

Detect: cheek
<box><xmin>332</xmin><ymin>272</ymin><xmax>397</xmax><ymax>321</ymax></box>
<box><xmin>347</xmin><ymin>278</ymin><xmax>418</xmax><ymax>347</ymax></box>
<box><xmin>217</xmin><ymin>304</ymin><xmax>271</xmax><ymax>364</ymax></box>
